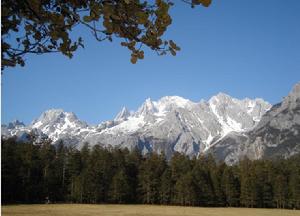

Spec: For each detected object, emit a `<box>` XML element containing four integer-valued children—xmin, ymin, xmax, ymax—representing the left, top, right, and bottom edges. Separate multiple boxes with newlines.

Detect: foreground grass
<box><xmin>2</xmin><ymin>204</ymin><xmax>300</xmax><ymax>216</ymax></box>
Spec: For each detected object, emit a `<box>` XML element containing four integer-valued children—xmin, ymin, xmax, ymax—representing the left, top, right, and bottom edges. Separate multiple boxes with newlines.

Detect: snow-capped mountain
<box><xmin>4</xmin><ymin>82</ymin><xmax>300</xmax><ymax>163</ymax></box>
<box><xmin>2</xmin><ymin>92</ymin><xmax>271</xmax><ymax>159</ymax></box>
<box><xmin>209</xmin><ymin>82</ymin><xmax>300</xmax><ymax>164</ymax></box>
<box><xmin>30</xmin><ymin>109</ymin><xmax>88</xmax><ymax>142</ymax></box>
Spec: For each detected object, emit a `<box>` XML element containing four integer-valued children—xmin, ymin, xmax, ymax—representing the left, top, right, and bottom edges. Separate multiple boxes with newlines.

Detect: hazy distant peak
<box><xmin>7</xmin><ymin>120</ymin><xmax>25</xmax><ymax>129</ymax></box>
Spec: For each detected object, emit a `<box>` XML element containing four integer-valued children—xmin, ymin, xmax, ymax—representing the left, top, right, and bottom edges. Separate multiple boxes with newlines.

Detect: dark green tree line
<box><xmin>2</xmin><ymin>137</ymin><xmax>300</xmax><ymax>209</ymax></box>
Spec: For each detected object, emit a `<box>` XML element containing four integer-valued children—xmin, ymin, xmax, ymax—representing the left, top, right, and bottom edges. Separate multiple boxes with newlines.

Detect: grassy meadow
<box><xmin>2</xmin><ymin>204</ymin><xmax>300</xmax><ymax>216</ymax></box>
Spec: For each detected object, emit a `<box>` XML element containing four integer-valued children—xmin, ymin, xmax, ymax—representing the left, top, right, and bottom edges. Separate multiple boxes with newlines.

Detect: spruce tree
<box><xmin>160</xmin><ymin>168</ymin><xmax>173</xmax><ymax>204</ymax></box>
<box><xmin>221</xmin><ymin>166</ymin><xmax>240</xmax><ymax>207</ymax></box>
<box><xmin>109</xmin><ymin>168</ymin><xmax>130</xmax><ymax>203</ymax></box>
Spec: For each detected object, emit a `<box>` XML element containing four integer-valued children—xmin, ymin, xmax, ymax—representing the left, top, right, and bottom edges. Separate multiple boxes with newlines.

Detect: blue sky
<box><xmin>2</xmin><ymin>0</ymin><xmax>300</xmax><ymax>125</ymax></box>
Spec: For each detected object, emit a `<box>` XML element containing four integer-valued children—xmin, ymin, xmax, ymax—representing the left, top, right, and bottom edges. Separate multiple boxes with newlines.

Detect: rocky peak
<box><xmin>157</xmin><ymin>96</ymin><xmax>192</xmax><ymax>108</ymax></box>
<box><xmin>282</xmin><ymin>82</ymin><xmax>300</xmax><ymax>109</ymax></box>
<box><xmin>209</xmin><ymin>92</ymin><xmax>232</xmax><ymax>103</ymax></box>
<box><xmin>31</xmin><ymin>109</ymin><xmax>87</xmax><ymax>131</ymax></box>
<box><xmin>290</xmin><ymin>82</ymin><xmax>300</xmax><ymax>97</ymax></box>
<box><xmin>32</xmin><ymin>109</ymin><xmax>65</xmax><ymax>124</ymax></box>
<box><xmin>114</xmin><ymin>107</ymin><xmax>131</xmax><ymax>121</ymax></box>
<box><xmin>136</xmin><ymin>98</ymin><xmax>157</xmax><ymax>116</ymax></box>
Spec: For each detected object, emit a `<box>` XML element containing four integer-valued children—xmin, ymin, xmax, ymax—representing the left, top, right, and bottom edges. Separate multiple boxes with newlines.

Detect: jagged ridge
<box><xmin>2</xmin><ymin>93</ymin><xmax>272</xmax><ymax>160</ymax></box>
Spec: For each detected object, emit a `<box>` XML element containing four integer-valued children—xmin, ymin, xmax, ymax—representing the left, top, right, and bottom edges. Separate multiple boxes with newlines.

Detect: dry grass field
<box><xmin>2</xmin><ymin>204</ymin><xmax>300</xmax><ymax>216</ymax></box>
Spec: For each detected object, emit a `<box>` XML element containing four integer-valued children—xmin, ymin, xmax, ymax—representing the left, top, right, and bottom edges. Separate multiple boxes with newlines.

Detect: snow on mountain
<box><xmin>208</xmin><ymin>93</ymin><xmax>271</xmax><ymax>136</ymax></box>
<box><xmin>2</xmin><ymin>93</ymin><xmax>272</xmax><ymax>159</ymax></box>
<box><xmin>114</xmin><ymin>107</ymin><xmax>131</xmax><ymax>121</ymax></box>
<box><xmin>209</xmin><ymin>82</ymin><xmax>300</xmax><ymax>164</ymax></box>
<box><xmin>29</xmin><ymin>109</ymin><xmax>88</xmax><ymax>142</ymax></box>
<box><xmin>155</xmin><ymin>96</ymin><xmax>194</xmax><ymax>111</ymax></box>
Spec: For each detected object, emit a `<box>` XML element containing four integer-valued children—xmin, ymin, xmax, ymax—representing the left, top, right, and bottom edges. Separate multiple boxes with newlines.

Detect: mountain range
<box><xmin>2</xmin><ymin>82</ymin><xmax>300</xmax><ymax>164</ymax></box>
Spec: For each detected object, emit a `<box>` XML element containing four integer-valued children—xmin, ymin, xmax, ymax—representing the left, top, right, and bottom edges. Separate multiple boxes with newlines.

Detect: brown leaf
<box><xmin>131</xmin><ymin>55</ymin><xmax>138</xmax><ymax>64</ymax></box>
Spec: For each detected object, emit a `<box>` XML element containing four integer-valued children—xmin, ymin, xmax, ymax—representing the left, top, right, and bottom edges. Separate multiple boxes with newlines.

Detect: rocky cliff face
<box><xmin>210</xmin><ymin>83</ymin><xmax>300</xmax><ymax>164</ymax></box>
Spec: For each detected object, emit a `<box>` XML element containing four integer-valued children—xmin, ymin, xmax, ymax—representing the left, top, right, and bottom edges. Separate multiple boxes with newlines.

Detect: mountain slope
<box><xmin>2</xmin><ymin>94</ymin><xmax>271</xmax><ymax>159</ymax></box>
<box><xmin>210</xmin><ymin>83</ymin><xmax>300</xmax><ymax>164</ymax></box>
